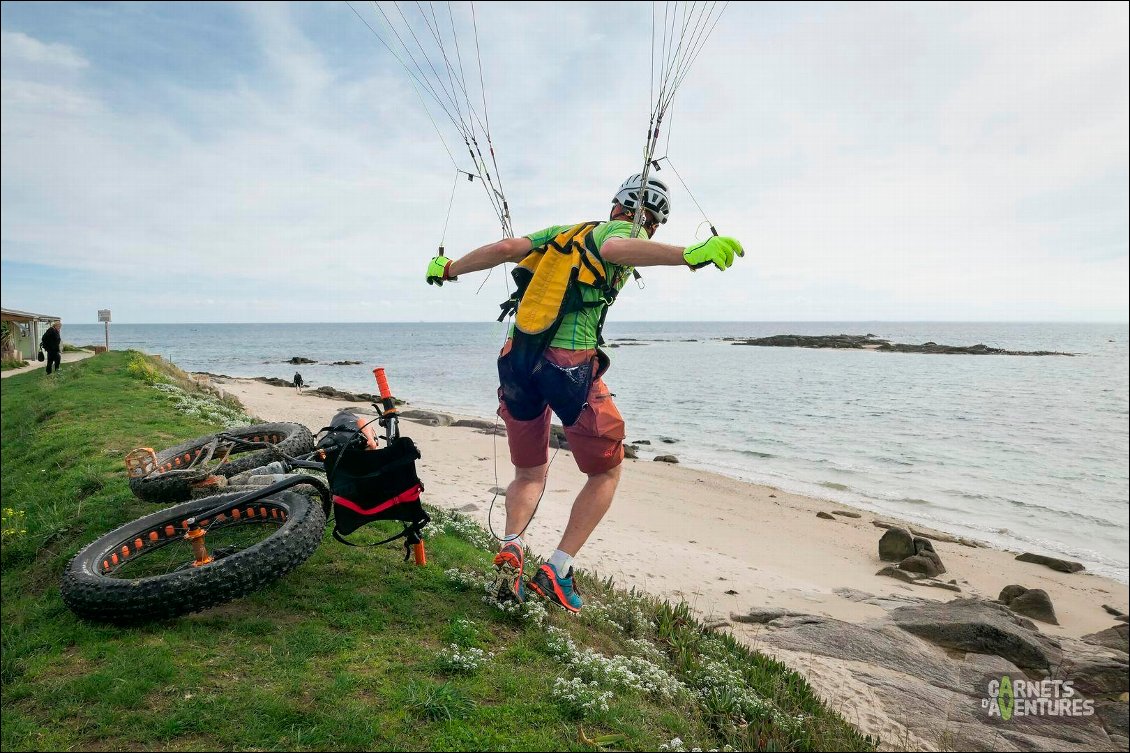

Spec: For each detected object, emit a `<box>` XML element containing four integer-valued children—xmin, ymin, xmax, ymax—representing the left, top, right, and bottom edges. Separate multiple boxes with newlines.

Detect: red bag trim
<box><xmin>333</xmin><ymin>484</ymin><xmax>423</xmax><ymax>517</ymax></box>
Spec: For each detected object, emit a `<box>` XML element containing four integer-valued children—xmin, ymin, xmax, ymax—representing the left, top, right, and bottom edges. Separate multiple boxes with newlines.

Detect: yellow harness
<box><xmin>497</xmin><ymin>221</ymin><xmax>618</xmax><ymax>375</ymax></box>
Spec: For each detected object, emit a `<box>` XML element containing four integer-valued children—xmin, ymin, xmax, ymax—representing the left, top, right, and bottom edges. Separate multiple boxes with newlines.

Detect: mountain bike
<box><xmin>61</xmin><ymin>368</ymin><xmax>429</xmax><ymax>624</ymax></box>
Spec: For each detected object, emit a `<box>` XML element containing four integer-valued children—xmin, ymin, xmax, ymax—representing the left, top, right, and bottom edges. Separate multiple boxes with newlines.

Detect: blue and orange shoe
<box><xmin>528</xmin><ymin>563</ymin><xmax>583</xmax><ymax>613</ymax></box>
<box><xmin>492</xmin><ymin>541</ymin><xmax>525</xmax><ymax>603</ymax></box>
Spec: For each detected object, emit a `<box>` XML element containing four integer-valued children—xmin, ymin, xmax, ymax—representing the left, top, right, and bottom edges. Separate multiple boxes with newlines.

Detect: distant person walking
<box><xmin>293</xmin><ymin>372</ymin><xmax>304</xmax><ymax>392</ymax></box>
<box><xmin>41</xmin><ymin>321</ymin><xmax>62</xmax><ymax>375</ymax></box>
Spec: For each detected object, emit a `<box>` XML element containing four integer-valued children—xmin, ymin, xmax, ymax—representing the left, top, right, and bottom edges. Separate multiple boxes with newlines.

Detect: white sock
<box><xmin>501</xmin><ymin>534</ymin><xmax>523</xmax><ymax>549</ymax></box>
<box><xmin>547</xmin><ymin>549</ymin><xmax>574</xmax><ymax>575</ymax></box>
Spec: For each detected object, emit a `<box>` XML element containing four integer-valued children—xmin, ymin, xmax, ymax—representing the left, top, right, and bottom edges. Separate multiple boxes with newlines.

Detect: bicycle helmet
<box><xmin>612</xmin><ymin>173</ymin><xmax>671</xmax><ymax>224</ymax></box>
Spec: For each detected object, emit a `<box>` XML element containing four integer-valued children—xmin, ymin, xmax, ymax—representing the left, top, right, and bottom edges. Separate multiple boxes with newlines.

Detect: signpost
<box><xmin>97</xmin><ymin>309</ymin><xmax>111</xmax><ymax>351</ymax></box>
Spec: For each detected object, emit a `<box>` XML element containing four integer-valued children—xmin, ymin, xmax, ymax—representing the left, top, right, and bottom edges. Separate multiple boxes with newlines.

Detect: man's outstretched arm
<box><xmin>448</xmin><ymin>237</ymin><xmax>532</xmax><ymax>276</ymax></box>
<box><xmin>601</xmin><ymin>235</ymin><xmax>744</xmax><ymax>271</ymax></box>
<box><xmin>427</xmin><ymin>237</ymin><xmax>532</xmax><ymax>285</ymax></box>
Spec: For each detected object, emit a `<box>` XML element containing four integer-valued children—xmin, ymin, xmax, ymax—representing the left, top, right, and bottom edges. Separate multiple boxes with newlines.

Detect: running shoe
<box><xmin>528</xmin><ymin>562</ymin><xmax>583</xmax><ymax>612</ymax></box>
<box><xmin>492</xmin><ymin>541</ymin><xmax>525</xmax><ymax>602</ymax></box>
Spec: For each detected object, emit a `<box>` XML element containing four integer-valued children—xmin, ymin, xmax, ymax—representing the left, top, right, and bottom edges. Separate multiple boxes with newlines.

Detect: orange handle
<box><xmin>373</xmin><ymin>368</ymin><xmax>392</xmax><ymax>401</ymax></box>
<box><xmin>413</xmin><ymin>541</ymin><xmax>427</xmax><ymax>566</ymax></box>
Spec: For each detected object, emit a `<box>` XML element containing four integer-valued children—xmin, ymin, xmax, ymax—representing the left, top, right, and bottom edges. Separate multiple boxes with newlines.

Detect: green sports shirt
<box><xmin>520</xmin><ymin>220</ymin><xmax>645</xmax><ymax>350</ymax></box>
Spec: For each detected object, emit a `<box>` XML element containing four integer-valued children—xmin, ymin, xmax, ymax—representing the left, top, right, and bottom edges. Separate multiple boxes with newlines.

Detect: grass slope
<box><xmin>1</xmin><ymin>351</ymin><xmax>876</xmax><ymax>752</ymax></box>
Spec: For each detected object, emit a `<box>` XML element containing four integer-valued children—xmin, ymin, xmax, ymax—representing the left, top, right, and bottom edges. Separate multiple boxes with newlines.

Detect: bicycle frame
<box><xmin>178</xmin><ymin>367</ymin><xmax>421</xmax><ymax>567</ymax></box>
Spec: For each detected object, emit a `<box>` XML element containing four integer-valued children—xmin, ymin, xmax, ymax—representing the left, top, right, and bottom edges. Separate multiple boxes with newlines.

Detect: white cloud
<box><xmin>1</xmin><ymin>3</ymin><xmax>1126</xmax><ymax>322</ymax></box>
<box><xmin>1</xmin><ymin>30</ymin><xmax>88</xmax><ymax>69</ymax></box>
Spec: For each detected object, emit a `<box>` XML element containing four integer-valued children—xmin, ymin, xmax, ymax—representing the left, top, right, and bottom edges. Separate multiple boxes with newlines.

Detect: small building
<box><xmin>1</xmin><ymin>308</ymin><xmax>60</xmax><ymax>360</ymax></box>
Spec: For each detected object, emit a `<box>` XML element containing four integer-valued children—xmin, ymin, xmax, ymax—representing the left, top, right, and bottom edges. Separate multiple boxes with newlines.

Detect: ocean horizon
<box><xmin>65</xmin><ymin>320</ymin><xmax>1130</xmax><ymax>583</ymax></box>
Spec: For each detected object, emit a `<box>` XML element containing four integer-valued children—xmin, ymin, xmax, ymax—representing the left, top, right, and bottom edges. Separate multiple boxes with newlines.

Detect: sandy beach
<box><xmin>213</xmin><ymin>374</ymin><xmax>1126</xmax><ymax>637</ymax></box>
<box><xmin>207</xmin><ymin>373</ymin><xmax>1128</xmax><ymax>750</ymax></box>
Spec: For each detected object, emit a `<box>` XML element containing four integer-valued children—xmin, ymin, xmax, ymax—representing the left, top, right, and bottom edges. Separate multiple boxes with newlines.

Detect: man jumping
<box><xmin>426</xmin><ymin>173</ymin><xmax>743</xmax><ymax>611</ymax></box>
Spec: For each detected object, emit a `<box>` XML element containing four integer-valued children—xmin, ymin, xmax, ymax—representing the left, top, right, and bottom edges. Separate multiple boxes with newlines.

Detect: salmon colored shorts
<box><xmin>496</xmin><ymin>341</ymin><xmax>626</xmax><ymax>475</ymax></box>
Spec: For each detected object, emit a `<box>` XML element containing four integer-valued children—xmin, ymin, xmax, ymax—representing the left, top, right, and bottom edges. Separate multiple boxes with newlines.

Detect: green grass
<box><xmin>1</xmin><ymin>357</ymin><xmax>30</xmax><ymax>370</ymax></box>
<box><xmin>1</xmin><ymin>351</ymin><xmax>876</xmax><ymax>752</ymax></box>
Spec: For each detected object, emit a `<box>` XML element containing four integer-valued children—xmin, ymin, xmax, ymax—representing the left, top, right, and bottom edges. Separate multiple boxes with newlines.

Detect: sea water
<box><xmin>66</xmin><ymin>321</ymin><xmax>1129</xmax><ymax>582</ymax></box>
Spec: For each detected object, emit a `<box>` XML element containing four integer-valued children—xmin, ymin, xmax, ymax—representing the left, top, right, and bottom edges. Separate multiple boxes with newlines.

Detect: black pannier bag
<box><xmin>318</xmin><ymin>412</ymin><xmax>429</xmax><ymax>554</ymax></box>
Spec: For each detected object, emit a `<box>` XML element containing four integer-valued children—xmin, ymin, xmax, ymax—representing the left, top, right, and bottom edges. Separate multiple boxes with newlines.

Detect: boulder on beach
<box><xmin>879</xmin><ymin>526</ymin><xmax>916</xmax><ymax>562</ymax></box>
<box><xmin>816</xmin><ymin>511</ymin><xmax>836</xmax><ymax>520</ymax></box>
<box><xmin>998</xmin><ymin>586</ymin><xmax>1059</xmax><ymax>625</ymax></box>
<box><xmin>830</xmin><ymin>510</ymin><xmax>862</xmax><ymax>519</ymax></box>
<box><xmin>1016</xmin><ymin>552</ymin><xmax>1086</xmax><ymax>573</ymax></box>
<box><xmin>999</xmin><ymin>584</ymin><xmax>1029</xmax><ymax>604</ymax></box>
<box><xmin>898</xmin><ymin>554</ymin><xmax>942</xmax><ymax>578</ymax></box>
<box><xmin>653</xmin><ymin>454</ymin><xmax>678</xmax><ymax>463</ymax></box>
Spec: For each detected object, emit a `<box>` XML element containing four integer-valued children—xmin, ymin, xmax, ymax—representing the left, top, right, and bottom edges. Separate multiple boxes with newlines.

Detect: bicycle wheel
<box><xmin>61</xmin><ymin>490</ymin><xmax>326</xmax><ymax>624</ymax></box>
<box><xmin>128</xmin><ymin>422</ymin><xmax>315</xmax><ymax>503</ymax></box>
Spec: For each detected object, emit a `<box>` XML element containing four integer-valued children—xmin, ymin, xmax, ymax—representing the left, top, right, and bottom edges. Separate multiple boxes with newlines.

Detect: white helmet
<box><xmin>612</xmin><ymin>173</ymin><xmax>671</xmax><ymax>225</ymax></box>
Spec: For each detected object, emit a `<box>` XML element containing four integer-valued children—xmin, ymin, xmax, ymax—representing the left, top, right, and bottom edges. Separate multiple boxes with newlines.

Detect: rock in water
<box><xmin>879</xmin><ymin>527</ymin><xmax>916</xmax><ymax>562</ymax></box>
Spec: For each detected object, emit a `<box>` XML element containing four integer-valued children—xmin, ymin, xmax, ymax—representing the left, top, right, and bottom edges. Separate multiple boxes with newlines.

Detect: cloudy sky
<box><xmin>2</xmin><ymin>2</ymin><xmax>1127</xmax><ymax>323</ymax></box>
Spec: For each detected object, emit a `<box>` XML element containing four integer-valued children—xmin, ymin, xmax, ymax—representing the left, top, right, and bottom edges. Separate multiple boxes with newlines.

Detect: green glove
<box><xmin>683</xmin><ymin>236</ymin><xmax>744</xmax><ymax>271</ymax></box>
<box><xmin>426</xmin><ymin>255</ymin><xmax>457</xmax><ymax>286</ymax></box>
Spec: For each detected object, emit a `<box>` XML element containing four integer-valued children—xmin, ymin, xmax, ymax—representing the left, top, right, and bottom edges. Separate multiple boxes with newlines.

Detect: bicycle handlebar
<box><xmin>374</xmin><ymin>367</ymin><xmax>392</xmax><ymax>401</ymax></box>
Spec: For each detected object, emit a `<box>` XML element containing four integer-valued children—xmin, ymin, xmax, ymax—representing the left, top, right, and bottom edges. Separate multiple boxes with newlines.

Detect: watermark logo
<box><xmin>982</xmin><ymin>676</ymin><xmax>1094</xmax><ymax>720</ymax></box>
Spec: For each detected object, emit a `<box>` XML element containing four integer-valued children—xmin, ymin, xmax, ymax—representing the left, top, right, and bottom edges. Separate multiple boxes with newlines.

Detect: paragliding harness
<box><xmin>317</xmin><ymin>410</ymin><xmax>430</xmax><ymax>562</ymax></box>
<box><xmin>495</xmin><ymin>221</ymin><xmax>620</xmax><ymax>426</ymax></box>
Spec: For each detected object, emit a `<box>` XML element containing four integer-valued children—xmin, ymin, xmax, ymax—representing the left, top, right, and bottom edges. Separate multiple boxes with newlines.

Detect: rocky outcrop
<box><xmin>816</xmin><ymin>511</ymin><xmax>836</xmax><ymax>520</ymax></box>
<box><xmin>398</xmin><ymin>409</ymin><xmax>455</xmax><ymax>427</ymax></box>
<box><xmin>889</xmin><ymin>598</ymin><xmax>1061</xmax><ymax>670</ymax></box>
<box><xmin>311</xmin><ymin>385</ymin><xmax>382</xmax><ymax>403</ymax></box>
<box><xmin>830</xmin><ymin>510</ymin><xmax>862</xmax><ymax>519</ymax></box>
<box><xmin>287</xmin><ymin>356</ymin><xmax>317</xmax><ymax>364</ymax></box>
<box><xmin>1016</xmin><ymin>552</ymin><xmax>1086</xmax><ymax>573</ymax></box>
<box><xmin>255</xmin><ymin>376</ymin><xmax>294</xmax><ymax>388</ymax></box>
<box><xmin>875</xmin><ymin>566</ymin><xmax>960</xmax><ymax>591</ymax></box>
<box><xmin>1083</xmin><ymin>624</ymin><xmax>1130</xmax><ymax>655</ymax></box>
<box><xmin>730</xmin><ymin>607</ymin><xmax>807</xmax><ymax>624</ymax></box>
<box><xmin>726</xmin><ymin>333</ymin><xmax>1073</xmax><ymax>356</ymax></box>
<box><xmin>736</xmin><ymin>594</ymin><xmax>1127</xmax><ymax>751</ymax></box>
